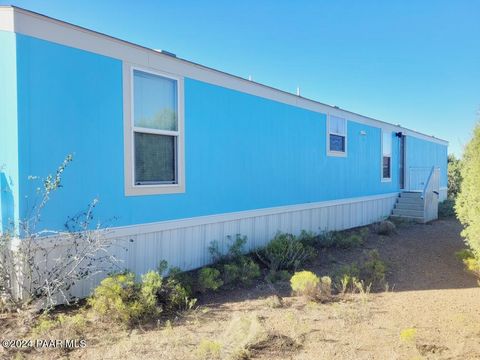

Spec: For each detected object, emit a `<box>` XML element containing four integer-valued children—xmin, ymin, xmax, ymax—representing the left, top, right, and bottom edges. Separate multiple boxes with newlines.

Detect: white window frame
<box><xmin>327</xmin><ymin>114</ymin><xmax>347</xmax><ymax>157</ymax></box>
<box><xmin>123</xmin><ymin>63</ymin><xmax>185</xmax><ymax>196</ymax></box>
<box><xmin>381</xmin><ymin>130</ymin><xmax>392</xmax><ymax>182</ymax></box>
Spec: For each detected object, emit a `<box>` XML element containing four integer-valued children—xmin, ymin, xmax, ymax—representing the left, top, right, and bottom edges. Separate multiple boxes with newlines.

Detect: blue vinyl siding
<box><xmin>0</xmin><ymin>31</ymin><xmax>19</xmax><ymax>233</ymax></box>
<box><xmin>406</xmin><ymin>136</ymin><xmax>448</xmax><ymax>188</ymax></box>
<box><xmin>12</xmin><ymin>34</ymin><xmax>446</xmax><ymax>232</ymax></box>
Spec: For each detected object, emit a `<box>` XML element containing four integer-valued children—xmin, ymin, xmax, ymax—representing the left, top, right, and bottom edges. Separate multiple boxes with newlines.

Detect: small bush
<box><xmin>265</xmin><ymin>269</ymin><xmax>291</xmax><ymax>283</ymax></box>
<box><xmin>89</xmin><ymin>266</ymin><xmax>196</xmax><ymax>326</ymax></box>
<box><xmin>162</xmin><ymin>277</ymin><xmax>197</xmax><ymax>312</ymax></box>
<box><xmin>168</xmin><ymin>266</ymin><xmax>194</xmax><ymax>296</ymax></box>
<box><xmin>208</xmin><ymin>235</ymin><xmax>261</xmax><ymax>288</ymax></box>
<box><xmin>88</xmin><ymin>272</ymin><xmax>154</xmax><ymax>326</ymax></box>
<box><xmin>197</xmin><ymin>339</ymin><xmax>222</xmax><ymax>359</ymax></box>
<box><xmin>33</xmin><ymin>316</ymin><xmax>58</xmax><ymax>335</ymax></box>
<box><xmin>375</xmin><ymin>220</ymin><xmax>396</xmax><ymax>236</ymax></box>
<box><xmin>318</xmin><ymin>276</ymin><xmax>332</xmax><ymax>298</ymax></box>
<box><xmin>335</xmin><ymin>263</ymin><xmax>360</xmax><ymax>281</ymax></box>
<box><xmin>336</xmin><ymin>233</ymin><xmax>364</xmax><ymax>249</ymax></box>
<box><xmin>257</xmin><ymin>232</ymin><xmax>316</xmax><ymax>272</ymax></box>
<box><xmin>223</xmin><ymin>257</ymin><xmax>260</xmax><ymax>286</ymax></box>
<box><xmin>265</xmin><ymin>295</ymin><xmax>283</xmax><ymax>308</ymax></box>
<box><xmin>360</xmin><ymin>250</ymin><xmax>386</xmax><ymax>288</ymax></box>
<box><xmin>33</xmin><ymin>313</ymin><xmax>87</xmax><ymax>338</ymax></box>
<box><xmin>297</xmin><ymin>230</ymin><xmax>318</xmax><ymax>247</ymax></box>
<box><xmin>316</xmin><ymin>229</ymin><xmax>367</xmax><ymax>249</ymax></box>
<box><xmin>198</xmin><ymin>267</ymin><xmax>223</xmax><ymax>293</ymax></box>
<box><xmin>317</xmin><ymin>230</ymin><xmax>339</xmax><ymax>248</ymax></box>
<box><xmin>141</xmin><ymin>271</ymin><xmax>163</xmax><ymax>310</ymax></box>
<box><xmin>439</xmin><ymin>199</ymin><xmax>456</xmax><ymax>218</ymax></box>
<box><xmin>209</xmin><ymin>235</ymin><xmax>247</xmax><ymax>264</ymax></box>
<box><xmin>290</xmin><ymin>271</ymin><xmax>320</xmax><ymax>299</ymax></box>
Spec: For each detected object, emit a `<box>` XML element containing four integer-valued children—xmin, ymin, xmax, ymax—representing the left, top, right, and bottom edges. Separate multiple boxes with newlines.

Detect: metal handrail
<box><xmin>421</xmin><ymin>166</ymin><xmax>435</xmax><ymax>200</ymax></box>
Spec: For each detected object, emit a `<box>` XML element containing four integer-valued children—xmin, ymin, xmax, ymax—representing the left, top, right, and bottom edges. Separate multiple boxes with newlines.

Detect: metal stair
<box><xmin>391</xmin><ymin>192</ymin><xmax>425</xmax><ymax>223</ymax></box>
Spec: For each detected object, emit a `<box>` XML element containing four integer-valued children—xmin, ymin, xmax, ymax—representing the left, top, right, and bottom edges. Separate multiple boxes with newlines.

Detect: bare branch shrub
<box><xmin>0</xmin><ymin>155</ymin><xmax>121</xmax><ymax>312</ymax></box>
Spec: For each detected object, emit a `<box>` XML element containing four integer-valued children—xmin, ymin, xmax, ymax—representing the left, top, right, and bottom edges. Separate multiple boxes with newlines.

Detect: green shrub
<box><xmin>265</xmin><ymin>269</ymin><xmax>291</xmax><ymax>283</ymax></box>
<box><xmin>375</xmin><ymin>220</ymin><xmax>396</xmax><ymax>236</ymax></box>
<box><xmin>198</xmin><ymin>267</ymin><xmax>223</xmax><ymax>293</ymax></box>
<box><xmin>88</xmin><ymin>272</ymin><xmax>155</xmax><ymax>326</ymax></box>
<box><xmin>209</xmin><ymin>235</ymin><xmax>247</xmax><ymax>264</ymax></box>
<box><xmin>360</xmin><ymin>250</ymin><xmax>386</xmax><ymax>288</ymax></box>
<box><xmin>456</xmin><ymin>122</ymin><xmax>480</xmax><ymax>261</ymax></box>
<box><xmin>316</xmin><ymin>229</ymin><xmax>367</xmax><ymax>249</ymax></box>
<box><xmin>336</xmin><ymin>233</ymin><xmax>364</xmax><ymax>248</ymax></box>
<box><xmin>297</xmin><ymin>230</ymin><xmax>319</xmax><ymax>247</ymax></box>
<box><xmin>257</xmin><ymin>232</ymin><xmax>316</xmax><ymax>272</ymax></box>
<box><xmin>290</xmin><ymin>271</ymin><xmax>320</xmax><ymax>298</ymax></box>
<box><xmin>33</xmin><ymin>313</ymin><xmax>87</xmax><ymax>337</ymax></box>
<box><xmin>439</xmin><ymin>199</ymin><xmax>456</xmax><ymax>218</ymax></box>
<box><xmin>455</xmin><ymin>248</ymin><xmax>475</xmax><ymax>261</ymax></box>
<box><xmin>141</xmin><ymin>271</ymin><xmax>163</xmax><ymax>309</ymax></box>
<box><xmin>168</xmin><ymin>266</ymin><xmax>194</xmax><ymax>296</ymax></box>
<box><xmin>161</xmin><ymin>276</ymin><xmax>197</xmax><ymax>311</ymax></box>
<box><xmin>455</xmin><ymin>249</ymin><xmax>480</xmax><ymax>276</ymax></box>
<box><xmin>317</xmin><ymin>230</ymin><xmax>340</xmax><ymax>248</ymax></box>
<box><xmin>223</xmin><ymin>257</ymin><xmax>260</xmax><ymax>286</ymax></box>
<box><xmin>89</xmin><ymin>266</ymin><xmax>196</xmax><ymax>325</ymax></box>
<box><xmin>448</xmin><ymin>153</ymin><xmax>462</xmax><ymax>199</ymax></box>
<box><xmin>208</xmin><ymin>235</ymin><xmax>261</xmax><ymax>288</ymax></box>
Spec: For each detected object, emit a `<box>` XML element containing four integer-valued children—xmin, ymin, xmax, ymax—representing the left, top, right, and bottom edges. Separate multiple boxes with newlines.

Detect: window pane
<box><xmin>383</xmin><ymin>156</ymin><xmax>391</xmax><ymax>178</ymax></box>
<box><xmin>329</xmin><ymin>134</ymin><xmax>345</xmax><ymax>152</ymax></box>
<box><xmin>382</xmin><ymin>132</ymin><xmax>392</xmax><ymax>156</ymax></box>
<box><xmin>329</xmin><ymin>115</ymin><xmax>345</xmax><ymax>135</ymax></box>
<box><xmin>135</xmin><ymin>132</ymin><xmax>176</xmax><ymax>184</ymax></box>
<box><xmin>133</xmin><ymin>70</ymin><xmax>178</xmax><ymax>131</ymax></box>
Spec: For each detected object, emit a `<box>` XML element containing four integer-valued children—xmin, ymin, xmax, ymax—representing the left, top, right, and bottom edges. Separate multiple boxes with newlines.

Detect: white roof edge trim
<box><xmin>1</xmin><ymin>5</ymin><xmax>448</xmax><ymax>146</ymax></box>
<box><xmin>0</xmin><ymin>7</ymin><xmax>14</xmax><ymax>32</ymax></box>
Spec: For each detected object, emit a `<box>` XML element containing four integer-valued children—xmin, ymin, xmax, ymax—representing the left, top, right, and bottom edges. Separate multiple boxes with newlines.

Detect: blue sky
<box><xmin>2</xmin><ymin>0</ymin><xmax>479</xmax><ymax>156</ymax></box>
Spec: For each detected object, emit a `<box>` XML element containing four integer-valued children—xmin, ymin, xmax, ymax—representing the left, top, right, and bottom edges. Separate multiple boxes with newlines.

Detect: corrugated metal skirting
<box><xmin>71</xmin><ymin>193</ymin><xmax>398</xmax><ymax>298</ymax></box>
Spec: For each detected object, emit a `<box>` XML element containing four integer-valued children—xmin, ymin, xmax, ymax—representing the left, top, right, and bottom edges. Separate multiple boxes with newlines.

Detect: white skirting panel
<box><xmin>38</xmin><ymin>192</ymin><xmax>399</xmax><ymax>300</ymax></box>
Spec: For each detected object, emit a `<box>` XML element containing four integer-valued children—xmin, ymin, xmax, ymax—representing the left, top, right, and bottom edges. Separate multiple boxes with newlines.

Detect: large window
<box><xmin>382</xmin><ymin>131</ymin><xmax>392</xmax><ymax>181</ymax></box>
<box><xmin>327</xmin><ymin>115</ymin><xmax>347</xmax><ymax>156</ymax></box>
<box><xmin>125</xmin><ymin>66</ymin><xmax>184</xmax><ymax>196</ymax></box>
<box><xmin>133</xmin><ymin>70</ymin><xmax>178</xmax><ymax>185</ymax></box>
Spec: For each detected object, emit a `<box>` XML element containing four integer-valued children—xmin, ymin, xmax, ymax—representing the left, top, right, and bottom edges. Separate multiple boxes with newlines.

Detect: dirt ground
<box><xmin>2</xmin><ymin>217</ymin><xmax>480</xmax><ymax>360</ymax></box>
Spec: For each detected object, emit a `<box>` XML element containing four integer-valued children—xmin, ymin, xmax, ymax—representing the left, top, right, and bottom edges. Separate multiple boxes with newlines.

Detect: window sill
<box><xmin>327</xmin><ymin>150</ymin><xmax>347</xmax><ymax>158</ymax></box>
<box><xmin>125</xmin><ymin>183</ymin><xmax>185</xmax><ymax>196</ymax></box>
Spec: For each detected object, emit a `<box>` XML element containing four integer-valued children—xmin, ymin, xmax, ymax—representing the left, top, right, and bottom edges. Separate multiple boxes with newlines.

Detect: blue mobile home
<box><xmin>0</xmin><ymin>7</ymin><xmax>447</xmax><ymax>293</ymax></box>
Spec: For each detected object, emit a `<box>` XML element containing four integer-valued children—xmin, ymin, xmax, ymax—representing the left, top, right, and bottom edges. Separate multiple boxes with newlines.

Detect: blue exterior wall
<box><xmin>406</xmin><ymin>136</ymin><xmax>448</xmax><ymax>188</ymax></box>
<box><xmin>12</xmin><ymin>34</ymin><xmax>446</xmax><ymax>232</ymax></box>
<box><xmin>0</xmin><ymin>31</ymin><xmax>19</xmax><ymax>233</ymax></box>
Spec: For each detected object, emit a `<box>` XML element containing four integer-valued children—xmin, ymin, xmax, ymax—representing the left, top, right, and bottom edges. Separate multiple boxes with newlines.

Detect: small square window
<box><xmin>329</xmin><ymin>134</ymin><xmax>345</xmax><ymax>152</ymax></box>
